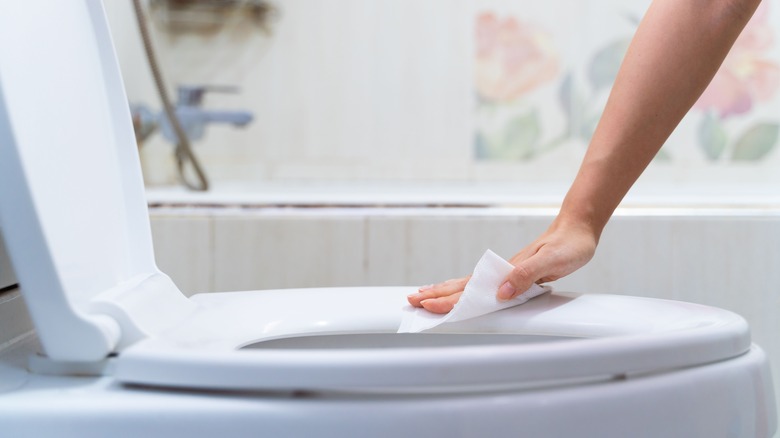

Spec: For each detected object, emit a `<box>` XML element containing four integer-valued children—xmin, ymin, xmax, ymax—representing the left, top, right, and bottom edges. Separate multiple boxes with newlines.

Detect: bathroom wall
<box><xmin>105</xmin><ymin>0</ymin><xmax>780</xmax><ymax>190</ymax></box>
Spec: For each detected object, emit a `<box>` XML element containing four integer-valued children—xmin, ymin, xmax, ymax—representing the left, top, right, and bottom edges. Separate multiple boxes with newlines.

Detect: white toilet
<box><xmin>0</xmin><ymin>1</ymin><xmax>776</xmax><ymax>437</ymax></box>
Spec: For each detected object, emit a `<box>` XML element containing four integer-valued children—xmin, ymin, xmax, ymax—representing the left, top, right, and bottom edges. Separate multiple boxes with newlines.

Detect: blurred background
<box><xmin>98</xmin><ymin>1</ymin><xmax>780</xmax><ymax>415</ymax></box>
<box><xmin>106</xmin><ymin>0</ymin><xmax>780</xmax><ymax>193</ymax></box>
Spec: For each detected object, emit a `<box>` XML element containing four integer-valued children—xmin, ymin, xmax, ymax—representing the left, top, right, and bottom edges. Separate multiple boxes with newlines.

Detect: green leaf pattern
<box><xmin>698</xmin><ymin>112</ymin><xmax>728</xmax><ymax>161</ymax></box>
<box><xmin>478</xmin><ymin>110</ymin><xmax>541</xmax><ymax>161</ymax></box>
<box><xmin>587</xmin><ymin>39</ymin><xmax>631</xmax><ymax>92</ymax></box>
<box><xmin>732</xmin><ymin>124</ymin><xmax>780</xmax><ymax>161</ymax></box>
<box><xmin>476</xmin><ymin>12</ymin><xmax>779</xmax><ymax>164</ymax></box>
<box><xmin>696</xmin><ymin>113</ymin><xmax>779</xmax><ymax>162</ymax></box>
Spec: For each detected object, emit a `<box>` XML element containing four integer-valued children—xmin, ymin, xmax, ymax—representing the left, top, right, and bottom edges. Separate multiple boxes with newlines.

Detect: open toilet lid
<box><xmin>0</xmin><ymin>1</ymin><xmax>175</xmax><ymax>361</ymax></box>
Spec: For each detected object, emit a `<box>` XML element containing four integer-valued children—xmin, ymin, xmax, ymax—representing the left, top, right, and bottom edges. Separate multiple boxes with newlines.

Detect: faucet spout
<box><xmin>154</xmin><ymin>84</ymin><xmax>255</xmax><ymax>143</ymax></box>
<box><xmin>158</xmin><ymin>107</ymin><xmax>254</xmax><ymax>143</ymax></box>
<box><xmin>202</xmin><ymin>110</ymin><xmax>254</xmax><ymax>127</ymax></box>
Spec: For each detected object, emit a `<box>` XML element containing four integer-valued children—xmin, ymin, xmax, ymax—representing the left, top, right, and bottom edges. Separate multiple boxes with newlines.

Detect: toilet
<box><xmin>0</xmin><ymin>1</ymin><xmax>776</xmax><ymax>437</ymax></box>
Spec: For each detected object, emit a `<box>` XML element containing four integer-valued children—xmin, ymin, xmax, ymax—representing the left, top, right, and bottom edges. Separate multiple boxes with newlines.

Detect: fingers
<box><xmin>498</xmin><ymin>254</ymin><xmax>547</xmax><ymax>301</ymax></box>
<box><xmin>408</xmin><ymin>276</ymin><xmax>470</xmax><ymax>308</ymax></box>
<box><xmin>498</xmin><ymin>229</ymin><xmax>597</xmax><ymax>301</ymax></box>
<box><xmin>420</xmin><ymin>292</ymin><xmax>462</xmax><ymax>314</ymax></box>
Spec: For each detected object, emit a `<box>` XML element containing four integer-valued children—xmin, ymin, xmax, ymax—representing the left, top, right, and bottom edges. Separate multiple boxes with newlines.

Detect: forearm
<box><xmin>412</xmin><ymin>0</ymin><xmax>763</xmax><ymax>309</ymax></box>
<box><xmin>556</xmin><ymin>0</ymin><xmax>760</xmax><ymax>238</ymax></box>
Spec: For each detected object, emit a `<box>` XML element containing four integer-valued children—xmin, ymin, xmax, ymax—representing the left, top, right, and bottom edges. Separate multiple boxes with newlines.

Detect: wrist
<box><xmin>551</xmin><ymin>198</ymin><xmax>607</xmax><ymax>244</ymax></box>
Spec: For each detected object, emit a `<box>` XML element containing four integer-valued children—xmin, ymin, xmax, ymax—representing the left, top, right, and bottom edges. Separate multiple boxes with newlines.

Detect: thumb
<box><xmin>497</xmin><ymin>257</ymin><xmax>543</xmax><ymax>301</ymax></box>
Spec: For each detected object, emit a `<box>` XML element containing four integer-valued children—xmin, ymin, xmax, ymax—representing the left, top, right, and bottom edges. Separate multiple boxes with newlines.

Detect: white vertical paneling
<box><xmin>212</xmin><ymin>214</ymin><xmax>366</xmax><ymax>290</ymax></box>
<box><xmin>150</xmin><ymin>215</ymin><xmax>213</xmax><ymax>296</ymax></box>
<box><xmin>366</xmin><ymin>217</ymin><xmax>407</xmax><ymax>286</ymax></box>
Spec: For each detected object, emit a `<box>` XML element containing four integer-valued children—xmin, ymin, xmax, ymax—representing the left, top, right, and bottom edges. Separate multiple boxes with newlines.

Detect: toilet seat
<box><xmin>0</xmin><ymin>0</ymin><xmax>758</xmax><ymax>398</ymax></box>
<box><xmin>113</xmin><ymin>286</ymin><xmax>751</xmax><ymax>393</ymax></box>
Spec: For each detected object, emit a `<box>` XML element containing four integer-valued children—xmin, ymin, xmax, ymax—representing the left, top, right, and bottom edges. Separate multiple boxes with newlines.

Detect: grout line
<box><xmin>0</xmin><ymin>330</ymin><xmax>35</xmax><ymax>354</ymax></box>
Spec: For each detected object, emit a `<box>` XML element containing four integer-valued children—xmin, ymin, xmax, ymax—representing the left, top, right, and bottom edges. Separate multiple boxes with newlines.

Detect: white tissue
<box><xmin>398</xmin><ymin>249</ymin><xmax>550</xmax><ymax>333</ymax></box>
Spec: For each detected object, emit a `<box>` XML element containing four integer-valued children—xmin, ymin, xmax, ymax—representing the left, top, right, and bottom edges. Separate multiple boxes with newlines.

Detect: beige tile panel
<box><xmin>150</xmin><ymin>215</ymin><xmax>213</xmax><ymax>297</ymax></box>
<box><xmin>212</xmin><ymin>215</ymin><xmax>366</xmax><ymax>291</ymax></box>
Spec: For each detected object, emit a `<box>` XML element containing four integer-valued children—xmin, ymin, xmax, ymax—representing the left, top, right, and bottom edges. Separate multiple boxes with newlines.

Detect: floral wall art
<box><xmin>111</xmin><ymin>0</ymin><xmax>780</xmax><ymax>188</ymax></box>
<box><xmin>474</xmin><ymin>11</ymin><xmax>563</xmax><ymax>161</ymax></box>
<box><xmin>474</xmin><ymin>0</ymin><xmax>780</xmax><ymax>179</ymax></box>
<box><xmin>694</xmin><ymin>2</ymin><xmax>780</xmax><ymax>162</ymax></box>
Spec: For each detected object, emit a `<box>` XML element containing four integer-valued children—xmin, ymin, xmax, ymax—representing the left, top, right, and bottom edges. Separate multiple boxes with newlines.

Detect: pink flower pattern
<box><xmin>694</xmin><ymin>2</ymin><xmax>780</xmax><ymax>118</ymax></box>
<box><xmin>474</xmin><ymin>12</ymin><xmax>559</xmax><ymax>103</ymax></box>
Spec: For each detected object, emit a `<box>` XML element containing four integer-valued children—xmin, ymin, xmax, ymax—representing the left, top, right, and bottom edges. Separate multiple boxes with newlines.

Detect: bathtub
<box><xmin>145</xmin><ymin>180</ymin><xmax>780</xmax><ymax>209</ymax></box>
<box><xmin>145</xmin><ymin>181</ymin><xmax>780</xmax><ymax>424</ymax></box>
<box><xmin>144</xmin><ymin>180</ymin><xmax>780</xmax><ymax>295</ymax></box>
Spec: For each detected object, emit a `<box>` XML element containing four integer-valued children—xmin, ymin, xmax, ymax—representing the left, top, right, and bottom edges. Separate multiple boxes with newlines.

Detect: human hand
<box><xmin>407</xmin><ymin>221</ymin><xmax>598</xmax><ymax>314</ymax></box>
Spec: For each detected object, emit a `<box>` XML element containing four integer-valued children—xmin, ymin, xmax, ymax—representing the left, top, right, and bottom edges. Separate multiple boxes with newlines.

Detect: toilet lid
<box><xmin>0</xmin><ymin>1</ymin><xmax>177</xmax><ymax>361</ymax></box>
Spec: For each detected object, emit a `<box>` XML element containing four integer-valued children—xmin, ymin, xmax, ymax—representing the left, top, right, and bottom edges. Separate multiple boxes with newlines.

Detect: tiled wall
<box><xmin>151</xmin><ymin>209</ymin><xmax>780</xmax><ymax>303</ymax></box>
<box><xmin>0</xmin><ymin>290</ymin><xmax>34</xmax><ymax>351</ymax></box>
<box><xmin>105</xmin><ymin>1</ymin><xmax>780</xmax><ymax>189</ymax></box>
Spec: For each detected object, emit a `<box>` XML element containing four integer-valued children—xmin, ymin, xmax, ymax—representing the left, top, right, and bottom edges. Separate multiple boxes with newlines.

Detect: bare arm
<box><xmin>411</xmin><ymin>0</ymin><xmax>761</xmax><ymax>313</ymax></box>
<box><xmin>559</xmin><ymin>0</ymin><xmax>759</xmax><ymax>240</ymax></box>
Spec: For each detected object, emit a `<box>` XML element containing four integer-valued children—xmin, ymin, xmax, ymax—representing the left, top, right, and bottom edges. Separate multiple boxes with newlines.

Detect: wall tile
<box><xmin>212</xmin><ymin>215</ymin><xmax>366</xmax><ymax>291</ymax></box>
<box><xmin>150</xmin><ymin>214</ymin><xmax>213</xmax><ymax>296</ymax></box>
<box><xmin>110</xmin><ymin>0</ymin><xmax>780</xmax><ymax>190</ymax></box>
<box><xmin>366</xmin><ymin>217</ymin><xmax>407</xmax><ymax>286</ymax></box>
<box><xmin>553</xmin><ymin>217</ymin><xmax>676</xmax><ymax>296</ymax></box>
<box><xmin>0</xmin><ymin>290</ymin><xmax>34</xmax><ymax>348</ymax></box>
<box><xmin>403</xmin><ymin>215</ymin><xmax>550</xmax><ymax>285</ymax></box>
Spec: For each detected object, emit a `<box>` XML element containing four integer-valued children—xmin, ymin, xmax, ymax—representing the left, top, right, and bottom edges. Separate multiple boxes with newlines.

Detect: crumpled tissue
<box><xmin>398</xmin><ymin>249</ymin><xmax>550</xmax><ymax>333</ymax></box>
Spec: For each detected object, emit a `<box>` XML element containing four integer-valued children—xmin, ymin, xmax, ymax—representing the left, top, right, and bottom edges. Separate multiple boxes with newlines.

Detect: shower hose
<box><xmin>132</xmin><ymin>0</ymin><xmax>210</xmax><ymax>191</ymax></box>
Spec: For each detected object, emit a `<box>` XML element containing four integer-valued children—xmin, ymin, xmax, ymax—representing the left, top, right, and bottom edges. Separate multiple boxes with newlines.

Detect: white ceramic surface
<box><xmin>115</xmin><ymin>288</ymin><xmax>754</xmax><ymax>392</ymax></box>
<box><xmin>0</xmin><ymin>1</ymin><xmax>776</xmax><ymax>436</ymax></box>
<box><xmin>0</xmin><ymin>336</ymin><xmax>774</xmax><ymax>438</ymax></box>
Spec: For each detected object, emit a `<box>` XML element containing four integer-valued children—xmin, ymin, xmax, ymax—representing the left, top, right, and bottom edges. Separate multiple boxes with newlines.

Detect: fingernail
<box><xmin>418</xmin><ymin>284</ymin><xmax>434</xmax><ymax>291</ymax></box>
<box><xmin>498</xmin><ymin>282</ymin><xmax>516</xmax><ymax>301</ymax></box>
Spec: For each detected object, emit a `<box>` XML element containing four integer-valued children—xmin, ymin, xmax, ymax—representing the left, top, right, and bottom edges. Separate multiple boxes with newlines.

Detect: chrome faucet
<box><xmin>130</xmin><ymin>84</ymin><xmax>254</xmax><ymax>189</ymax></box>
<box><xmin>160</xmin><ymin>85</ymin><xmax>254</xmax><ymax>143</ymax></box>
<box><xmin>132</xmin><ymin>84</ymin><xmax>254</xmax><ymax>145</ymax></box>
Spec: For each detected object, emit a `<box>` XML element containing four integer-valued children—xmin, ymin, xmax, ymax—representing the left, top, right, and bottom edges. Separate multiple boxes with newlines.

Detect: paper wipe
<box><xmin>398</xmin><ymin>250</ymin><xmax>550</xmax><ymax>333</ymax></box>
